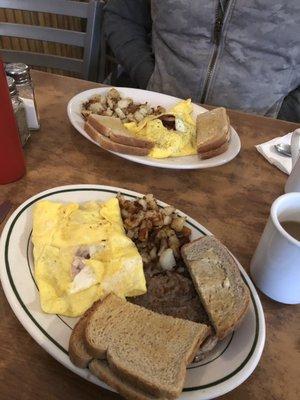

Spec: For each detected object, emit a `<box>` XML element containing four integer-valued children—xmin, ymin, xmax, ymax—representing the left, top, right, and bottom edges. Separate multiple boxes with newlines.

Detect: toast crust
<box><xmin>87</xmin><ymin>115</ymin><xmax>153</xmax><ymax>149</ymax></box>
<box><xmin>69</xmin><ymin>317</ymin><xmax>92</xmax><ymax>368</ymax></box>
<box><xmin>85</xmin><ymin>122</ymin><xmax>150</xmax><ymax>156</ymax></box>
<box><xmin>199</xmin><ymin>140</ymin><xmax>229</xmax><ymax>159</ymax></box>
<box><xmin>89</xmin><ymin>360</ymin><xmax>167</xmax><ymax>400</ymax></box>
<box><xmin>197</xmin><ymin>128</ymin><xmax>230</xmax><ymax>154</ymax></box>
<box><xmin>68</xmin><ymin>299</ymin><xmax>102</xmax><ymax>368</ymax></box>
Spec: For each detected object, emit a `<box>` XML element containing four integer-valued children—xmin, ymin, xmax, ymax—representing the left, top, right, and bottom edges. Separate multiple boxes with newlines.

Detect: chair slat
<box><xmin>1</xmin><ymin>49</ymin><xmax>83</xmax><ymax>73</ymax></box>
<box><xmin>0</xmin><ymin>23</ymin><xmax>85</xmax><ymax>47</ymax></box>
<box><xmin>0</xmin><ymin>0</ymin><xmax>88</xmax><ymax>18</ymax></box>
<box><xmin>82</xmin><ymin>0</ymin><xmax>103</xmax><ymax>81</ymax></box>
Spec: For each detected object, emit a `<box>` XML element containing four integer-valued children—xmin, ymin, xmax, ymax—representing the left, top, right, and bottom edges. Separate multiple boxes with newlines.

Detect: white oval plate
<box><xmin>0</xmin><ymin>185</ymin><xmax>265</xmax><ymax>400</ymax></box>
<box><xmin>67</xmin><ymin>88</ymin><xmax>241</xmax><ymax>169</ymax></box>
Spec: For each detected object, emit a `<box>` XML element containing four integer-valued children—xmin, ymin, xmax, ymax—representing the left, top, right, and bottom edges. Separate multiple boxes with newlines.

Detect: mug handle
<box><xmin>291</xmin><ymin>129</ymin><xmax>300</xmax><ymax>168</ymax></box>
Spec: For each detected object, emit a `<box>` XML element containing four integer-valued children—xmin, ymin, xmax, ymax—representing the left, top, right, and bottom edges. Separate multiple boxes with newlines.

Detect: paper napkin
<box><xmin>256</xmin><ymin>132</ymin><xmax>293</xmax><ymax>175</ymax></box>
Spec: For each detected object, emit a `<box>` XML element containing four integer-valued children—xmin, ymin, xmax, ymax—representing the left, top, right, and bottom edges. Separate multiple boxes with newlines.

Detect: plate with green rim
<box><xmin>0</xmin><ymin>184</ymin><xmax>265</xmax><ymax>399</ymax></box>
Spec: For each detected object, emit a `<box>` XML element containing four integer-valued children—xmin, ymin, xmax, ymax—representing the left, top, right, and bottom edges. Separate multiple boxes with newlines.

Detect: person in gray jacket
<box><xmin>104</xmin><ymin>0</ymin><xmax>300</xmax><ymax>122</ymax></box>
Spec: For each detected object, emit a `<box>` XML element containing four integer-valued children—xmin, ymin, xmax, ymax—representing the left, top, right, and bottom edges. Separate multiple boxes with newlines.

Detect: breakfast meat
<box><xmin>158</xmin><ymin>114</ymin><xmax>176</xmax><ymax>130</ymax></box>
<box><xmin>81</xmin><ymin>88</ymin><xmax>165</xmax><ymax>123</ymax></box>
<box><xmin>132</xmin><ymin>271</ymin><xmax>210</xmax><ymax>324</ymax></box>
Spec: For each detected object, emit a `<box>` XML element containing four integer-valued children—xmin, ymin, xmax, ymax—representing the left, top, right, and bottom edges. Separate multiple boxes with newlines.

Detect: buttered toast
<box><xmin>181</xmin><ymin>236</ymin><xmax>250</xmax><ymax>340</ymax></box>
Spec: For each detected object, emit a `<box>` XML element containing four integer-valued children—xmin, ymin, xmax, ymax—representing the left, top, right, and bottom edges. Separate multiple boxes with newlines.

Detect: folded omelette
<box><xmin>32</xmin><ymin>197</ymin><xmax>146</xmax><ymax>317</ymax></box>
<box><xmin>124</xmin><ymin>99</ymin><xmax>197</xmax><ymax>159</ymax></box>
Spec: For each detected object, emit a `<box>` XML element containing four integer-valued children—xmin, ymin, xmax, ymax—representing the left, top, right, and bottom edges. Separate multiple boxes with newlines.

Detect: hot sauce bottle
<box><xmin>0</xmin><ymin>59</ymin><xmax>26</xmax><ymax>184</ymax></box>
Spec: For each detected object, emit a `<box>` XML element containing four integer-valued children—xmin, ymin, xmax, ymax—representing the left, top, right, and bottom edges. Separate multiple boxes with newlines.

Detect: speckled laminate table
<box><xmin>0</xmin><ymin>71</ymin><xmax>299</xmax><ymax>400</ymax></box>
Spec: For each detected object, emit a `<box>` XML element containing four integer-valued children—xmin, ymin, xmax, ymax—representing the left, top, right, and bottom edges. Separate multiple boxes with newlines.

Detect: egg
<box><xmin>32</xmin><ymin>198</ymin><xmax>146</xmax><ymax>317</ymax></box>
<box><xmin>124</xmin><ymin>99</ymin><xmax>197</xmax><ymax>158</ymax></box>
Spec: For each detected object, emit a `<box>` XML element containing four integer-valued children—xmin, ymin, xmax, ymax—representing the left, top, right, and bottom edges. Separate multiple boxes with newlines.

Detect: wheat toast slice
<box><xmin>69</xmin><ymin>307</ymin><xmax>167</xmax><ymax>399</ymax></box>
<box><xmin>85</xmin><ymin>122</ymin><xmax>150</xmax><ymax>156</ymax></box>
<box><xmin>196</xmin><ymin>107</ymin><xmax>230</xmax><ymax>154</ymax></box>
<box><xmin>87</xmin><ymin>114</ymin><xmax>153</xmax><ymax>149</ymax></box>
<box><xmin>181</xmin><ymin>236</ymin><xmax>250</xmax><ymax>340</ymax></box>
<box><xmin>89</xmin><ymin>360</ymin><xmax>168</xmax><ymax>400</ymax></box>
<box><xmin>84</xmin><ymin>294</ymin><xmax>210</xmax><ymax>399</ymax></box>
<box><xmin>68</xmin><ymin>299</ymin><xmax>102</xmax><ymax>368</ymax></box>
<box><xmin>198</xmin><ymin>140</ymin><xmax>229</xmax><ymax>159</ymax></box>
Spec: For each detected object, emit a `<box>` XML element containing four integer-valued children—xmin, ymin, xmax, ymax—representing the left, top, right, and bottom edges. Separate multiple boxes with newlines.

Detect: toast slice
<box><xmin>68</xmin><ymin>300</ymin><xmax>102</xmax><ymax>368</ymax></box>
<box><xmin>89</xmin><ymin>360</ymin><xmax>167</xmax><ymax>400</ymax></box>
<box><xmin>69</xmin><ymin>313</ymin><xmax>93</xmax><ymax>368</ymax></box>
<box><xmin>198</xmin><ymin>140</ymin><xmax>229</xmax><ymax>160</ymax></box>
<box><xmin>181</xmin><ymin>236</ymin><xmax>250</xmax><ymax>340</ymax></box>
<box><xmin>196</xmin><ymin>107</ymin><xmax>230</xmax><ymax>154</ymax></box>
<box><xmin>83</xmin><ymin>293</ymin><xmax>130</xmax><ymax>359</ymax></box>
<box><xmin>85</xmin><ymin>122</ymin><xmax>150</xmax><ymax>156</ymax></box>
<box><xmin>84</xmin><ymin>293</ymin><xmax>210</xmax><ymax>399</ymax></box>
<box><xmin>70</xmin><ymin>307</ymin><xmax>167</xmax><ymax>399</ymax></box>
<box><xmin>87</xmin><ymin>115</ymin><xmax>153</xmax><ymax>149</ymax></box>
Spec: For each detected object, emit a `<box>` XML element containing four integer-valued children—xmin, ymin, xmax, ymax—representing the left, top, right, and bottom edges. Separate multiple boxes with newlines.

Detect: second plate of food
<box><xmin>67</xmin><ymin>87</ymin><xmax>241</xmax><ymax>169</ymax></box>
<box><xmin>0</xmin><ymin>184</ymin><xmax>264</xmax><ymax>400</ymax></box>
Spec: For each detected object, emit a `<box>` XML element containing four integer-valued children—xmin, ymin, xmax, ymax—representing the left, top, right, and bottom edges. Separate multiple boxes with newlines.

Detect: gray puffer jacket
<box><xmin>104</xmin><ymin>0</ymin><xmax>300</xmax><ymax>122</ymax></box>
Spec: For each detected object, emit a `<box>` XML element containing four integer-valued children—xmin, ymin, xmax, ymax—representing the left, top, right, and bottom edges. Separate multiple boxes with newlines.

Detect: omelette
<box><xmin>32</xmin><ymin>197</ymin><xmax>146</xmax><ymax>317</ymax></box>
<box><xmin>124</xmin><ymin>99</ymin><xmax>197</xmax><ymax>158</ymax></box>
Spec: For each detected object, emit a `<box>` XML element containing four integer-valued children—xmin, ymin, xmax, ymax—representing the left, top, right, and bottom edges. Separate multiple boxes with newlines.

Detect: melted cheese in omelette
<box><xmin>124</xmin><ymin>99</ymin><xmax>197</xmax><ymax>158</ymax></box>
<box><xmin>32</xmin><ymin>198</ymin><xmax>146</xmax><ymax>317</ymax></box>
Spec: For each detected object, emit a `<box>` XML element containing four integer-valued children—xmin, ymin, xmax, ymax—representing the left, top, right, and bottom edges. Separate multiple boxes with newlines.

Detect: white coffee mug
<box><xmin>250</xmin><ymin>192</ymin><xmax>300</xmax><ymax>304</ymax></box>
<box><xmin>285</xmin><ymin>128</ymin><xmax>300</xmax><ymax>193</ymax></box>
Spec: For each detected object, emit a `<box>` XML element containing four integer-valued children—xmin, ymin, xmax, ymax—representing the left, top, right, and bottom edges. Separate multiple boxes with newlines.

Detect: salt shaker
<box><xmin>5</xmin><ymin>63</ymin><xmax>40</xmax><ymax>130</ymax></box>
<box><xmin>7</xmin><ymin>76</ymin><xmax>30</xmax><ymax>147</ymax></box>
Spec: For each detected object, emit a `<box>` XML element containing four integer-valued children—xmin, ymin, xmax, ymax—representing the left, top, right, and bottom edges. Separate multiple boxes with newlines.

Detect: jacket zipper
<box><xmin>200</xmin><ymin>1</ymin><xmax>229</xmax><ymax>104</ymax></box>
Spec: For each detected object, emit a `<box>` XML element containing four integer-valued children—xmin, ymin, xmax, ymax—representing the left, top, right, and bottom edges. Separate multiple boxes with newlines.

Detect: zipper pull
<box><xmin>214</xmin><ymin>17</ymin><xmax>222</xmax><ymax>45</ymax></box>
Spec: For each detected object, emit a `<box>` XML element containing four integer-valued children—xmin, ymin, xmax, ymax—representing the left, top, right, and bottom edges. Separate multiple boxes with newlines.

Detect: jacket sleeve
<box><xmin>103</xmin><ymin>0</ymin><xmax>154</xmax><ymax>89</ymax></box>
<box><xmin>278</xmin><ymin>86</ymin><xmax>300</xmax><ymax>123</ymax></box>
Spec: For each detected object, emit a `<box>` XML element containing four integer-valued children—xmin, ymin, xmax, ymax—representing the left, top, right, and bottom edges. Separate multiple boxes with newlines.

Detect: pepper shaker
<box><xmin>7</xmin><ymin>76</ymin><xmax>30</xmax><ymax>147</ymax></box>
<box><xmin>6</xmin><ymin>63</ymin><xmax>40</xmax><ymax>131</ymax></box>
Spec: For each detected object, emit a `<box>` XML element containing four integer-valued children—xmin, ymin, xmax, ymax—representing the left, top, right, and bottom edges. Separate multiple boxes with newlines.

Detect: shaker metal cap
<box><xmin>6</xmin><ymin>76</ymin><xmax>17</xmax><ymax>96</ymax></box>
<box><xmin>5</xmin><ymin>63</ymin><xmax>30</xmax><ymax>83</ymax></box>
